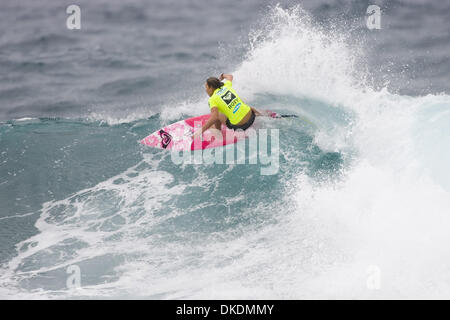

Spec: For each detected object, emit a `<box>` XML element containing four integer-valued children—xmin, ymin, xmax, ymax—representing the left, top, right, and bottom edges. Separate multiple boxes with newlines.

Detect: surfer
<box><xmin>193</xmin><ymin>73</ymin><xmax>261</xmax><ymax>138</ymax></box>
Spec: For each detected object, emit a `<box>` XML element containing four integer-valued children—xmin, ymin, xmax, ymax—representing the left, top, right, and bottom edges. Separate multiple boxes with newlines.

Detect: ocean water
<box><xmin>0</xmin><ymin>0</ymin><xmax>450</xmax><ymax>299</ymax></box>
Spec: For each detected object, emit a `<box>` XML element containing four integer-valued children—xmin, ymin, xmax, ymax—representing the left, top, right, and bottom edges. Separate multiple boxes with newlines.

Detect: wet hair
<box><xmin>206</xmin><ymin>77</ymin><xmax>224</xmax><ymax>90</ymax></box>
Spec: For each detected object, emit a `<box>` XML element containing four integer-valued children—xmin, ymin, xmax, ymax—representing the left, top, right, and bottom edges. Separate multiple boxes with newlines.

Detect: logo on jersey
<box><xmin>221</xmin><ymin>90</ymin><xmax>236</xmax><ymax>105</ymax></box>
<box><xmin>233</xmin><ymin>102</ymin><xmax>241</xmax><ymax>114</ymax></box>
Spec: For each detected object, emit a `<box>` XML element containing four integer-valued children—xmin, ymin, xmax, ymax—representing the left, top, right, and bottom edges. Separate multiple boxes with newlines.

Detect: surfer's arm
<box><xmin>219</xmin><ymin>73</ymin><xmax>233</xmax><ymax>82</ymax></box>
<box><xmin>193</xmin><ymin>107</ymin><xmax>219</xmax><ymax>138</ymax></box>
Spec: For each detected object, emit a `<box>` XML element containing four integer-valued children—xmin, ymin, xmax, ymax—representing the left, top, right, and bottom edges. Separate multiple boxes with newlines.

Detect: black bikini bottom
<box><xmin>226</xmin><ymin>110</ymin><xmax>255</xmax><ymax>131</ymax></box>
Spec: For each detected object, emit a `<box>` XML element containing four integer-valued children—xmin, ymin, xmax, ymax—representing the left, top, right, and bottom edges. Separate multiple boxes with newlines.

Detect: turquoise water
<box><xmin>0</xmin><ymin>110</ymin><xmax>343</xmax><ymax>297</ymax></box>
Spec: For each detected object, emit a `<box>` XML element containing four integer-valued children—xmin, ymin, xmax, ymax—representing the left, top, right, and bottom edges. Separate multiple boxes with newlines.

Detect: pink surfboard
<box><xmin>140</xmin><ymin>110</ymin><xmax>280</xmax><ymax>151</ymax></box>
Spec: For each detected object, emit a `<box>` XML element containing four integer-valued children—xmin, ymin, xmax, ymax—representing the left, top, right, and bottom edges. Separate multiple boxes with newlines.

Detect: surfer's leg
<box><xmin>210</xmin><ymin>113</ymin><xmax>227</xmax><ymax>139</ymax></box>
<box><xmin>209</xmin><ymin>112</ymin><xmax>227</xmax><ymax>140</ymax></box>
<box><xmin>213</xmin><ymin>119</ymin><xmax>221</xmax><ymax>131</ymax></box>
<box><xmin>216</xmin><ymin>112</ymin><xmax>227</xmax><ymax>128</ymax></box>
<box><xmin>250</xmin><ymin>107</ymin><xmax>262</xmax><ymax>116</ymax></box>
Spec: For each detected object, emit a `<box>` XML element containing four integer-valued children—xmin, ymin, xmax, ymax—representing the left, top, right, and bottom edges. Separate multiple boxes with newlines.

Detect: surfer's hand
<box><xmin>192</xmin><ymin>130</ymin><xmax>202</xmax><ymax>139</ymax></box>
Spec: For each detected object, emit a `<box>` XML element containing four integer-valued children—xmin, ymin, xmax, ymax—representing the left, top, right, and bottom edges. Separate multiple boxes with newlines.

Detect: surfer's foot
<box><xmin>210</xmin><ymin>127</ymin><xmax>223</xmax><ymax>140</ymax></box>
